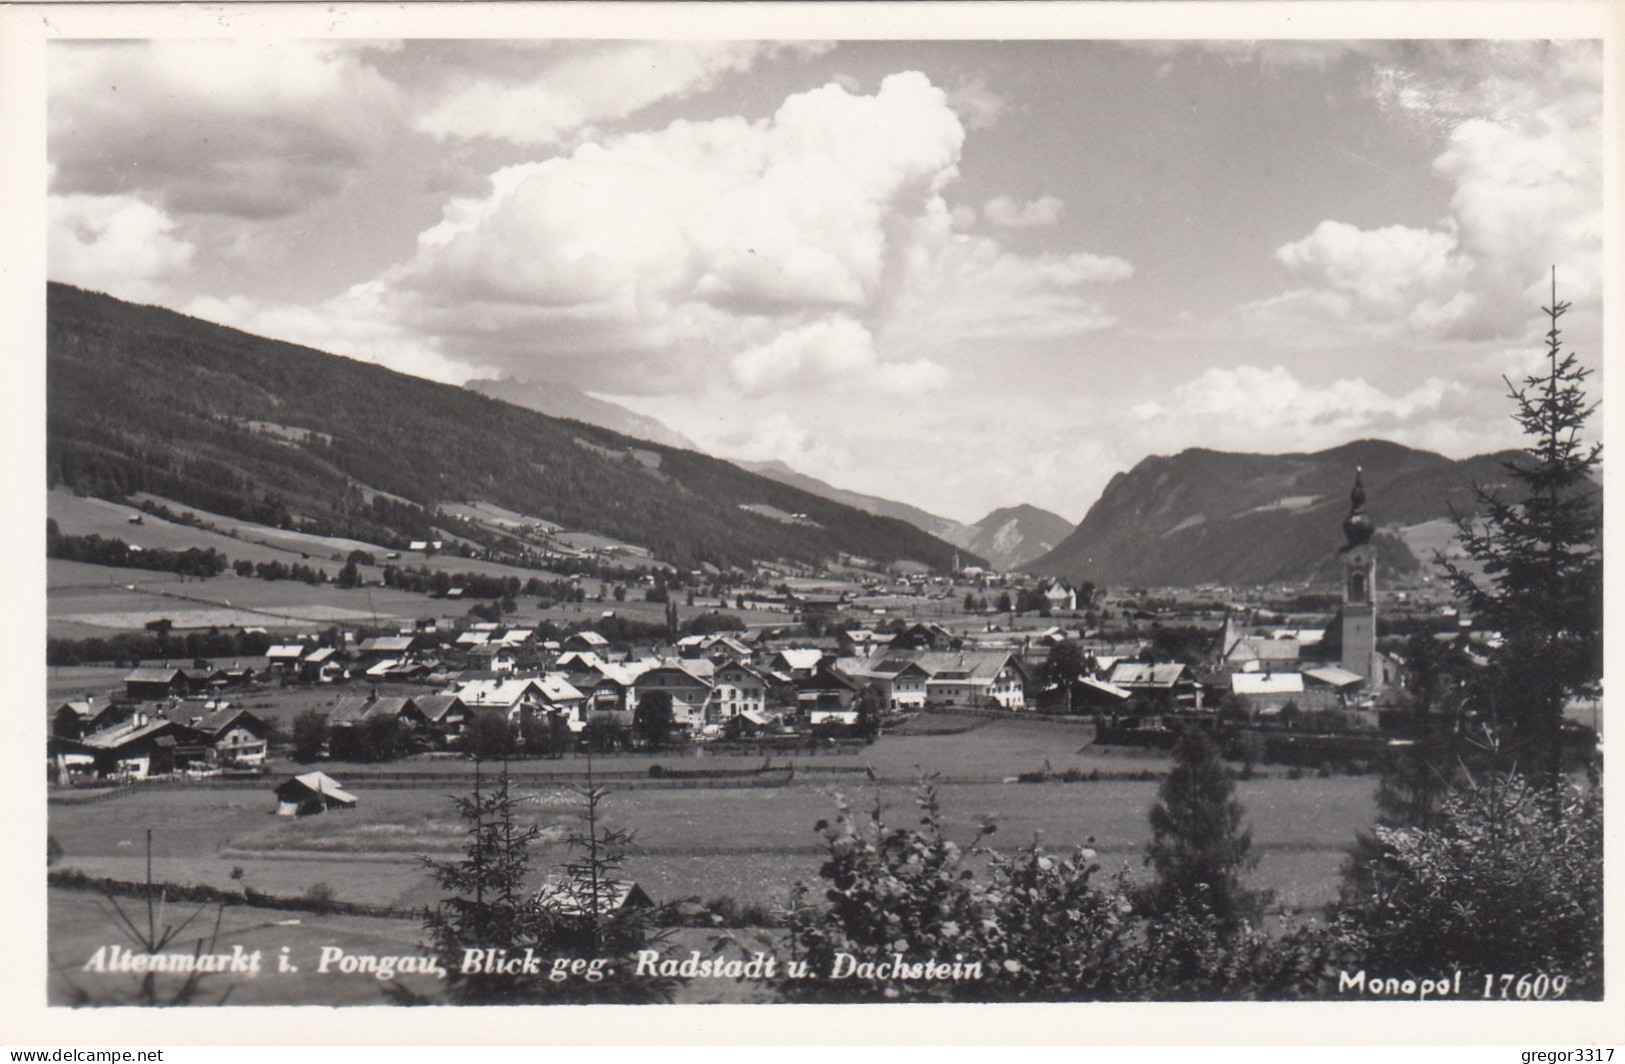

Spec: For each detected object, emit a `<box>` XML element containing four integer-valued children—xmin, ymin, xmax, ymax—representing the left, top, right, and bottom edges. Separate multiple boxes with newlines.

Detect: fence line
<box><xmin>51</xmin><ymin>767</ymin><xmax>1178</xmax><ymax>803</ymax></box>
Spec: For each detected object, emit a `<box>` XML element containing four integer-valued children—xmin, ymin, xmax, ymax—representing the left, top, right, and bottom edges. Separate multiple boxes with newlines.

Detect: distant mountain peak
<box><xmin>465</xmin><ymin>376</ymin><xmax>697</xmax><ymax>451</ymax></box>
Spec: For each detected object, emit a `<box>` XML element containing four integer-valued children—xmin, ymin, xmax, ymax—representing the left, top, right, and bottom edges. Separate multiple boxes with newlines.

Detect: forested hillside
<box><xmin>1027</xmin><ymin>440</ymin><xmax>1539</xmax><ymax>587</ymax></box>
<box><xmin>46</xmin><ymin>284</ymin><xmax>975</xmax><ymax>572</ymax></box>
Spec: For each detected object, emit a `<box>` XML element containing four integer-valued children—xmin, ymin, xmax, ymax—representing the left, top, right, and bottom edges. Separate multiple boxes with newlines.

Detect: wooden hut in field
<box><xmin>274</xmin><ymin>771</ymin><xmax>357</xmax><ymax>816</ymax></box>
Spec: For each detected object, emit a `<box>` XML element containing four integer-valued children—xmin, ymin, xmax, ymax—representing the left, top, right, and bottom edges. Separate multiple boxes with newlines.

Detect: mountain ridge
<box><xmin>737</xmin><ymin>460</ymin><xmax>1071</xmax><ymax>570</ymax></box>
<box><xmin>1026</xmin><ymin>439</ymin><xmax>1534</xmax><ymax>587</ymax></box>
<box><xmin>465</xmin><ymin>377</ymin><xmax>697</xmax><ymax>451</ymax></box>
<box><xmin>45</xmin><ymin>283</ymin><xmax>977</xmax><ymax>573</ymax></box>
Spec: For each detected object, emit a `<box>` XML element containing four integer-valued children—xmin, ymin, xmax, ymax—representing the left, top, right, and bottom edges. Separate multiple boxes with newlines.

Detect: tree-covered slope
<box><xmin>1027</xmin><ymin>440</ymin><xmax>1528</xmax><ymax>587</ymax></box>
<box><xmin>46</xmin><ymin>284</ymin><xmax>975</xmax><ymax>572</ymax></box>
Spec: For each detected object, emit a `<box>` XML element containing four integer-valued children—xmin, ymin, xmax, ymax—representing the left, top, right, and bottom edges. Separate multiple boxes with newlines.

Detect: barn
<box><xmin>274</xmin><ymin>771</ymin><xmax>358</xmax><ymax>816</ymax></box>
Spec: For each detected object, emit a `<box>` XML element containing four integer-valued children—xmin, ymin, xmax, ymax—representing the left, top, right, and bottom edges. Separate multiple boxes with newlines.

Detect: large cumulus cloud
<box><xmin>352</xmin><ymin>70</ymin><xmax>1128</xmax><ymax>399</ymax></box>
<box><xmin>1244</xmin><ymin>41</ymin><xmax>1602</xmax><ymax>345</ymax></box>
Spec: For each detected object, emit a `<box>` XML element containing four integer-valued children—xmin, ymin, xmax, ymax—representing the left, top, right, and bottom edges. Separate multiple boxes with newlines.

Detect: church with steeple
<box><xmin>1338</xmin><ymin>467</ymin><xmax>1382</xmax><ymax>688</ymax></box>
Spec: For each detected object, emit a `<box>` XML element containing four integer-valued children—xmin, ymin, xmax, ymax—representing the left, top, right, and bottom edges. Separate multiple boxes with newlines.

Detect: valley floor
<box><xmin>47</xmin><ymin>715</ymin><xmax>1377</xmax><ymax>1005</ymax></box>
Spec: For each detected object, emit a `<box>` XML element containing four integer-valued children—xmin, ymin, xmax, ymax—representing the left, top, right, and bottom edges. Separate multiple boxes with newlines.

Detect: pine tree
<box><xmin>419</xmin><ymin>762</ymin><xmax>544</xmax><ymax>1004</ymax></box>
<box><xmin>1440</xmin><ymin>273</ymin><xmax>1602</xmax><ymax>781</ymax></box>
<box><xmin>1142</xmin><ymin>728</ymin><xmax>1266</xmax><ymax>932</ymax></box>
<box><xmin>538</xmin><ymin>762</ymin><xmax>678</xmax><ymax>1003</ymax></box>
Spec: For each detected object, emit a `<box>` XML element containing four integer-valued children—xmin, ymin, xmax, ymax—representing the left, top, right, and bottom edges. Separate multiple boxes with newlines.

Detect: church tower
<box><xmin>1339</xmin><ymin>467</ymin><xmax>1381</xmax><ymax>686</ymax></box>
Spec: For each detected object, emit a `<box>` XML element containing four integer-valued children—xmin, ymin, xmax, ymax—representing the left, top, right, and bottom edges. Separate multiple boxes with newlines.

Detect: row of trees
<box><xmin>47</xmin><ymin>627</ymin><xmax>275</xmax><ymax>667</ymax></box>
<box><xmin>48</xmin><ymin>525</ymin><xmax>229</xmax><ymax>578</ymax></box>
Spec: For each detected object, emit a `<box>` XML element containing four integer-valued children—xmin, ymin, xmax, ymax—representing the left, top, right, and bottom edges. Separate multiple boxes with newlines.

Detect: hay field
<box><xmin>49</xmin><ymin>716</ymin><xmax>1376</xmax><ymax>917</ymax></box>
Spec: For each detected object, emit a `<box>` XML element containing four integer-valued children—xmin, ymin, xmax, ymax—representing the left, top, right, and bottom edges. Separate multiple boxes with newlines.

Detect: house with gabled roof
<box><xmin>561</xmin><ymin>631</ymin><xmax>610</xmax><ymax>654</ymax></box>
<box><xmin>1230</xmin><ymin>670</ymin><xmax>1305</xmax><ymax>716</ymax></box>
<box><xmin>711</xmin><ymin>661</ymin><xmax>769</xmax><ymax>723</ymax></box>
<box><xmin>356</xmin><ymin>635</ymin><xmax>417</xmax><ymax>661</ymax></box>
<box><xmin>889</xmin><ymin>622</ymin><xmax>956</xmax><ymax>652</ymax></box>
<box><xmin>123</xmin><ymin>667</ymin><xmax>191</xmax><ymax>701</ymax></box>
<box><xmin>415</xmin><ymin>694</ymin><xmax>470</xmax><ymax>747</ymax></box>
<box><xmin>767</xmin><ymin>648</ymin><xmax>826</xmax><ymax>679</ymax></box>
<box><xmin>635</xmin><ymin>663</ymin><xmax>713</xmax><ymax>729</ymax></box>
<box><xmin>51</xmin><ymin>697</ymin><xmax>126</xmax><ymax>741</ymax></box>
<box><xmin>52</xmin><ymin>713</ymin><xmax>211</xmax><ymax>780</ymax></box>
<box><xmin>906</xmin><ymin>650</ymin><xmax>1030</xmax><ymax>710</ymax></box>
<box><xmin>265</xmin><ymin>644</ymin><xmax>306</xmax><ymax>672</ymax></box>
<box><xmin>298</xmin><ymin>645</ymin><xmax>344</xmax><ymax>684</ymax></box>
<box><xmin>455</xmin><ymin>676</ymin><xmax>586</xmax><ymax>724</ymax></box>
<box><xmin>1109</xmin><ymin>661</ymin><xmax>1205</xmax><ymax>715</ymax></box>
<box><xmin>565</xmin><ymin>659</ymin><xmax>651</xmax><ymax>716</ymax></box>
<box><xmin>191</xmin><ymin>707</ymin><xmax>271</xmax><ymax>767</ymax></box>
<box><xmin>1225</xmin><ymin>636</ymin><xmax>1302</xmax><ymax>671</ymax></box>
<box><xmin>857</xmin><ymin>659</ymin><xmax>931</xmax><ymax>710</ymax></box>
<box><xmin>1301</xmin><ymin>664</ymin><xmax>1367</xmax><ymax>711</ymax></box>
<box><xmin>1044</xmin><ymin>583</ymin><xmax>1077</xmax><ymax>612</ymax></box>
<box><xmin>796</xmin><ymin>665</ymin><xmax>860</xmax><ymax>723</ymax></box>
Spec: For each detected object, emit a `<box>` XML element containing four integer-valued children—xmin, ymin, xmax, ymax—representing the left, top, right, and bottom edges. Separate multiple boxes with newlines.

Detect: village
<box><xmin>49</xmin><ymin>472</ymin><xmax>1552</xmax><ymax>798</ymax></box>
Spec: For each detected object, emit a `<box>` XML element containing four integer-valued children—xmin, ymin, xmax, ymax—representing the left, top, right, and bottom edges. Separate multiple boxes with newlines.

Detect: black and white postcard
<box><xmin>2</xmin><ymin>0</ymin><xmax>1618</xmax><ymax>1047</ymax></box>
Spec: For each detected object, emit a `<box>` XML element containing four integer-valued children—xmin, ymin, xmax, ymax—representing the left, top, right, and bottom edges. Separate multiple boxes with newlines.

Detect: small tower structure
<box><xmin>1339</xmin><ymin>467</ymin><xmax>1381</xmax><ymax>686</ymax></box>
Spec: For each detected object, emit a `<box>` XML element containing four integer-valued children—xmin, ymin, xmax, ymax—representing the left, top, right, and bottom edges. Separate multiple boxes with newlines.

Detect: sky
<box><xmin>46</xmin><ymin>36</ymin><xmax>1605</xmax><ymax>525</ymax></box>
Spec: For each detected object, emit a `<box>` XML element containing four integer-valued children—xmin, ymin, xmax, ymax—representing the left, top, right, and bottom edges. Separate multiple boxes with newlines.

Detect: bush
<box><xmin>1330</xmin><ymin>771</ymin><xmax>1603</xmax><ymax>997</ymax></box>
<box><xmin>290</xmin><ymin>709</ymin><xmax>328</xmax><ymax>763</ymax></box>
<box><xmin>778</xmin><ymin>784</ymin><xmax>996</xmax><ymax>1002</ymax></box>
<box><xmin>779</xmin><ymin>782</ymin><xmax>1329</xmax><ymax>1002</ymax></box>
<box><xmin>303</xmin><ymin>882</ymin><xmax>336</xmax><ymax>914</ymax></box>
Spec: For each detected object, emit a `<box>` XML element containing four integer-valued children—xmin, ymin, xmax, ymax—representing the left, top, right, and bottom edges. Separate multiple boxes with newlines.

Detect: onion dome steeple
<box><xmin>1342</xmin><ymin>466</ymin><xmax>1374</xmax><ymax>551</ymax></box>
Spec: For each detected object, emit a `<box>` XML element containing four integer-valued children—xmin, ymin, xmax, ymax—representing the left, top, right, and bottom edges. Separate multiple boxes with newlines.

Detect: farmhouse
<box><xmin>766</xmin><ymin>648</ymin><xmax>825</xmax><ymax>680</ymax></box>
<box><xmin>1230</xmin><ymin>671</ymin><xmax>1305</xmax><ymax>716</ymax></box>
<box><xmin>860</xmin><ymin>659</ymin><xmax>931</xmax><ymax>710</ymax></box>
<box><xmin>191</xmin><ymin>707</ymin><xmax>271</xmax><ymax>767</ymax></box>
<box><xmin>52</xmin><ymin>714</ymin><xmax>210</xmax><ymax>780</ymax></box>
<box><xmin>636</xmin><ymin>664</ymin><xmax>714</xmax><ymax>728</ymax></box>
<box><xmin>298</xmin><ymin>646</ymin><xmax>344</xmax><ymax>683</ymax></box>
<box><xmin>890</xmin><ymin>622</ymin><xmax>955</xmax><ymax>652</ymax></box>
<box><xmin>52</xmin><ymin>698</ymin><xmax>124</xmax><ymax>740</ymax></box>
<box><xmin>356</xmin><ymin>635</ymin><xmax>416</xmax><ymax>662</ymax></box>
<box><xmin>415</xmin><ymin>694</ymin><xmax>470</xmax><ymax>747</ymax></box>
<box><xmin>124</xmin><ymin>667</ymin><xmax>190</xmax><ymax>701</ymax></box>
<box><xmin>1107</xmin><ymin>661</ymin><xmax>1204</xmax><ymax>714</ymax></box>
<box><xmin>561</xmin><ymin>631</ymin><xmax>610</xmax><ymax>655</ymax></box>
<box><xmin>265</xmin><ymin>644</ymin><xmax>305</xmax><ymax>672</ymax></box>
<box><xmin>1035</xmin><ymin>674</ymin><xmax>1132</xmax><ymax>714</ymax></box>
<box><xmin>910</xmin><ymin>650</ymin><xmax>1030</xmax><ymax>710</ymax></box>
<box><xmin>795</xmin><ymin>665</ymin><xmax>860</xmax><ymax>721</ymax></box>
<box><xmin>456</xmin><ymin>676</ymin><xmax>586</xmax><ymax>723</ymax></box>
<box><xmin>533</xmin><ymin>878</ymin><xmax>654</xmax><ymax>918</ymax></box>
<box><xmin>711</xmin><ymin>661</ymin><xmax>769</xmax><ymax>721</ymax></box>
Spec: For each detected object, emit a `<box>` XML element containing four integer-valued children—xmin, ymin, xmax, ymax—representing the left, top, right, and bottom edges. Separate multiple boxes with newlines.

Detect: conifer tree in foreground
<box><xmin>1141</xmin><ymin>727</ymin><xmax>1266</xmax><ymax>933</ymax></box>
<box><xmin>419</xmin><ymin>762</ymin><xmax>544</xmax><ymax>1004</ymax></box>
<box><xmin>1439</xmin><ymin>272</ymin><xmax>1602</xmax><ymax>782</ymax></box>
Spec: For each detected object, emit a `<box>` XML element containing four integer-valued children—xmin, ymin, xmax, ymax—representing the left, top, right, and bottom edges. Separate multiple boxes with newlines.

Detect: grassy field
<box><xmin>49</xmin><ymin>717</ymin><xmax>1376</xmax><ymax>920</ymax></box>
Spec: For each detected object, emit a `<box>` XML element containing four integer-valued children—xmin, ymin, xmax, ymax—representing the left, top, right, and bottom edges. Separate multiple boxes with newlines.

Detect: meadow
<box><xmin>47</xmin><ymin>484</ymin><xmax>804</xmax><ymax>638</ymax></box>
<box><xmin>49</xmin><ymin>717</ymin><xmax>1377</xmax><ymax>919</ymax></box>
